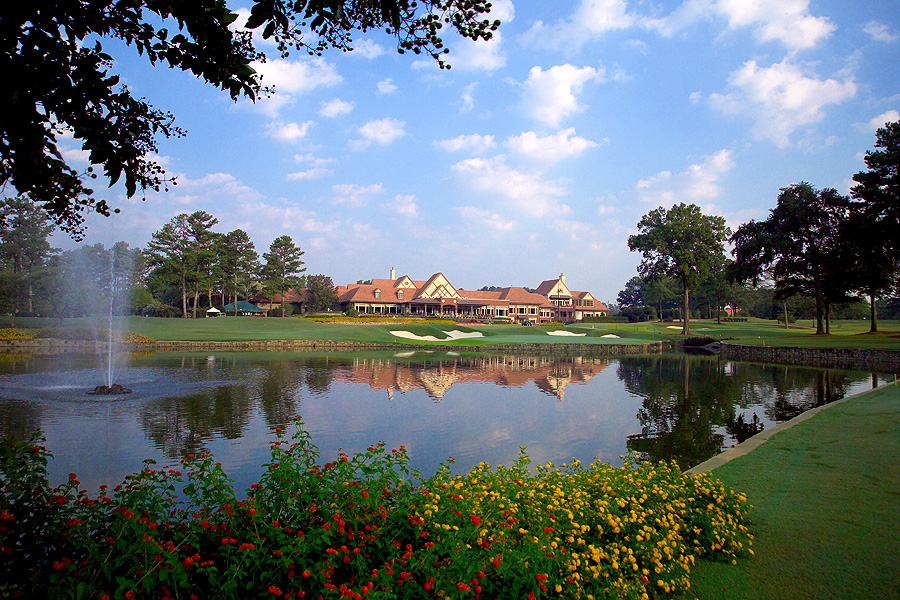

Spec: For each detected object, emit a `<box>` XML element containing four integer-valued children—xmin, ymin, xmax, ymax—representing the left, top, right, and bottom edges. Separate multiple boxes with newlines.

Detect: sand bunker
<box><xmin>546</xmin><ymin>330</ymin><xmax>586</xmax><ymax>337</ymax></box>
<box><xmin>390</xmin><ymin>329</ymin><xmax>484</xmax><ymax>342</ymax></box>
<box><xmin>666</xmin><ymin>326</ymin><xmax>683</xmax><ymax>330</ymax></box>
<box><xmin>601</xmin><ymin>334</ymin><xmax>620</xmax><ymax>338</ymax></box>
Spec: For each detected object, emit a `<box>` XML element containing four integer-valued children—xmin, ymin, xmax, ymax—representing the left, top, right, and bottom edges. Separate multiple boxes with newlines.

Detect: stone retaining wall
<box><xmin>720</xmin><ymin>343</ymin><xmax>900</xmax><ymax>373</ymax></box>
<box><xmin>0</xmin><ymin>338</ymin><xmax>678</xmax><ymax>358</ymax></box>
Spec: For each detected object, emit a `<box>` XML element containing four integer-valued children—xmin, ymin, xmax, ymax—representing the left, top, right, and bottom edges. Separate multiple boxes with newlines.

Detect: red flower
<box><xmin>268</xmin><ymin>586</ymin><xmax>282</xmax><ymax>596</ymax></box>
<box><xmin>457</xmin><ymin>583</ymin><xmax>470</xmax><ymax>591</ymax></box>
<box><xmin>470</xmin><ymin>515</ymin><xmax>483</xmax><ymax>526</ymax></box>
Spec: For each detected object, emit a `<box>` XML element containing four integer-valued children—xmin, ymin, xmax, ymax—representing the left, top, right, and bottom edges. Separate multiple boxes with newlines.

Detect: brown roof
<box><xmin>338</xmin><ymin>284</ymin><xmax>414</xmax><ymax>304</ymax></box>
<box><xmin>536</xmin><ymin>278</ymin><xmax>566</xmax><ymax>296</ymax></box>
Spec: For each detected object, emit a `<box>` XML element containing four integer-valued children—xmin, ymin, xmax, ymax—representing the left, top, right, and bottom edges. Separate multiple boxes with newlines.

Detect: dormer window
<box><xmin>374</xmin><ymin>289</ymin><xmax>381</xmax><ymax>299</ymax></box>
<box><xmin>397</xmin><ymin>290</ymin><xmax>404</xmax><ymax>300</ymax></box>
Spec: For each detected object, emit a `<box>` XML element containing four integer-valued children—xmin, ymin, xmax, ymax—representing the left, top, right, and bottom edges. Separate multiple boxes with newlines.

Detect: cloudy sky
<box><xmin>54</xmin><ymin>0</ymin><xmax>899</xmax><ymax>303</ymax></box>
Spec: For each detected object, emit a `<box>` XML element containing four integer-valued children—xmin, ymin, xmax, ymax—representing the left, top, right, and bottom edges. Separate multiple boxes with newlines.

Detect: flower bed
<box><xmin>0</xmin><ymin>328</ymin><xmax>37</xmax><ymax>341</ymax></box>
<box><xmin>0</xmin><ymin>422</ymin><xmax>752</xmax><ymax>599</ymax></box>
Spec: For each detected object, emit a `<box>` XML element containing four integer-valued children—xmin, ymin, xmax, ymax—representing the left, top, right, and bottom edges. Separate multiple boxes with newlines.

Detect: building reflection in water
<box><xmin>337</xmin><ymin>353</ymin><xmax>608</xmax><ymax>402</ymax></box>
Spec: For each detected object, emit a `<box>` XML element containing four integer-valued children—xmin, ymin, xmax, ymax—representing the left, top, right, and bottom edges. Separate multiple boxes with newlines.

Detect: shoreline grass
<box><xmin>2</xmin><ymin>316</ymin><xmax>899</xmax><ymax>350</ymax></box>
<box><xmin>684</xmin><ymin>382</ymin><xmax>900</xmax><ymax>600</ymax></box>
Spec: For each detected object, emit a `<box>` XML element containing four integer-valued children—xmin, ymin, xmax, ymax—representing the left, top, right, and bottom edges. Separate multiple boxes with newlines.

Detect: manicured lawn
<box><xmin>684</xmin><ymin>383</ymin><xmax>900</xmax><ymax>600</ymax></box>
<box><xmin>5</xmin><ymin>316</ymin><xmax>900</xmax><ymax>349</ymax></box>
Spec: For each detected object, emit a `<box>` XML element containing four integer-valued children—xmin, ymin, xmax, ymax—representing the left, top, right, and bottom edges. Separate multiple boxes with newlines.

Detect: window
<box><xmin>397</xmin><ymin>290</ymin><xmax>404</xmax><ymax>300</ymax></box>
<box><xmin>374</xmin><ymin>289</ymin><xmax>381</xmax><ymax>299</ymax></box>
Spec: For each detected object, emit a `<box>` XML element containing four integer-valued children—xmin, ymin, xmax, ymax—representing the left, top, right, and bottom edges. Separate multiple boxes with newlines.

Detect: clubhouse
<box><xmin>335</xmin><ymin>269</ymin><xmax>609</xmax><ymax>323</ymax></box>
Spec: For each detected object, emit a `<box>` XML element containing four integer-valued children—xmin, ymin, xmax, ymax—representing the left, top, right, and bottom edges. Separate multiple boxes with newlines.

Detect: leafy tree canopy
<box><xmin>306</xmin><ymin>274</ymin><xmax>339</xmax><ymax>312</ymax></box>
<box><xmin>627</xmin><ymin>203</ymin><xmax>729</xmax><ymax>335</ymax></box>
<box><xmin>729</xmin><ymin>183</ymin><xmax>851</xmax><ymax>334</ymax></box>
<box><xmin>1</xmin><ymin>0</ymin><xmax>500</xmax><ymax>236</ymax></box>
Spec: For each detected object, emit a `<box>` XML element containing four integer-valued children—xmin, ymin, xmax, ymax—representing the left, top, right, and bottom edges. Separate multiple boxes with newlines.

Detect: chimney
<box><xmin>390</xmin><ymin>267</ymin><xmax>396</xmax><ymax>280</ymax></box>
<box><xmin>560</xmin><ymin>272</ymin><xmax>565</xmax><ymax>284</ymax></box>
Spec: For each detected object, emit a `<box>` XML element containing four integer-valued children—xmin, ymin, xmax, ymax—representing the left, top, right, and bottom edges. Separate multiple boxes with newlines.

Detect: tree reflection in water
<box><xmin>0</xmin><ymin>351</ymin><xmax>885</xmax><ymax>485</ymax></box>
<box><xmin>621</xmin><ymin>355</ymin><xmax>873</xmax><ymax>469</ymax></box>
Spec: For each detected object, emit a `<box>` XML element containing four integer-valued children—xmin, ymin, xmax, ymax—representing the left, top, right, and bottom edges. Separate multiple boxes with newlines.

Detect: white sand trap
<box><xmin>393</xmin><ymin>351</ymin><xmax>415</xmax><ymax>357</ymax></box>
<box><xmin>667</xmin><ymin>326</ymin><xmax>683</xmax><ymax>330</ymax></box>
<box><xmin>601</xmin><ymin>334</ymin><xmax>620</xmax><ymax>338</ymax></box>
<box><xmin>546</xmin><ymin>330</ymin><xmax>586</xmax><ymax>337</ymax></box>
<box><xmin>390</xmin><ymin>329</ymin><xmax>484</xmax><ymax>342</ymax></box>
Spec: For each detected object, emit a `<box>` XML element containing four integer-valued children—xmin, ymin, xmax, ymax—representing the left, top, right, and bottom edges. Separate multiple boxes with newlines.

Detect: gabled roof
<box><xmin>536</xmin><ymin>278</ymin><xmax>572</xmax><ymax>297</ymax></box>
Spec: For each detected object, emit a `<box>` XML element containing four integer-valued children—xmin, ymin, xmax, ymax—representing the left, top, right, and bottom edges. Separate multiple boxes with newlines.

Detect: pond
<box><xmin>0</xmin><ymin>350</ymin><xmax>889</xmax><ymax>493</ymax></box>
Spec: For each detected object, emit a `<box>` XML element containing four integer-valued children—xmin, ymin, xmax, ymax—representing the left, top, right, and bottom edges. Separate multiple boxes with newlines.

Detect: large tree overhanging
<box><xmin>729</xmin><ymin>183</ymin><xmax>851</xmax><ymax>335</ymax></box>
<box><xmin>0</xmin><ymin>0</ymin><xmax>500</xmax><ymax>237</ymax></box>
<box><xmin>627</xmin><ymin>203</ymin><xmax>730</xmax><ymax>336</ymax></box>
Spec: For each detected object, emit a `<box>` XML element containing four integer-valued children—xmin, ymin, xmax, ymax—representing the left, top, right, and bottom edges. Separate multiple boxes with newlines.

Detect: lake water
<box><xmin>0</xmin><ymin>350</ymin><xmax>888</xmax><ymax>492</ymax></box>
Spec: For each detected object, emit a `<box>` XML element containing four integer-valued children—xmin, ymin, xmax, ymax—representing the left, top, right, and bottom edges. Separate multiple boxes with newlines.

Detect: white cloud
<box><xmin>349</xmin><ymin>118</ymin><xmax>408</xmax><ymax>150</ymax></box>
<box><xmin>354</xmin><ymin>39</ymin><xmax>387</xmax><ymax>58</ymax></box>
<box><xmin>636</xmin><ymin>149</ymin><xmax>735</xmax><ymax>204</ymax></box>
<box><xmin>435</xmin><ymin>134</ymin><xmax>497</xmax><ymax>154</ymax></box>
<box><xmin>319</xmin><ymin>98</ymin><xmax>355</xmax><ymax>117</ymax></box>
<box><xmin>456</xmin><ymin>206</ymin><xmax>516</xmax><ymax>231</ymax></box>
<box><xmin>486</xmin><ymin>0</ymin><xmax>515</xmax><ymax>23</ymax></box>
<box><xmin>62</xmin><ymin>147</ymin><xmax>91</xmax><ymax>164</ymax></box>
<box><xmin>861</xmin><ymin>110</ymin><xmax>900</xmax><ymax>132</ymax></box>
<box><xmin>451</xmin><ymin>155</ymin><xmax>571</xmax><ymax>218</ymax></box>
<box><xmin>331</xmin><ymin>183</ymin><xmax>385</xmax><ymax>206</ymax></box>
<box><xmin>286</xmin><ymin>167</ymin><xmax>332</xmax><ymax>181</ymax></box>
<box><xmin>651</xmin><ymin>0</ymin><xmax>834</xmax><ymax>51</ymax></box>
<box><xmin>707</xmin><ymin>0</ymin><xmax>834</xmax><ymax>50</ymax></box>
<box><xmin>376</xmin><ymin>78</ymin><xmax>398</xmax><ymax>95</ymax></box>
<box><xmin>460</xmin><ymin>82</ymin><xmax>478</xmax><ymax>112</ymax></box>
<box><xmin>250</xmin><ymin>58</ymin><xmax>342</xmax><ymax>116</ymax></box>
<box><xmin>520</xmin><ymin>64</ymin><xmax>603</xmax><ymax>127</ymax></box>
<box><xmin>505</xmin><ymin>128</ymin><xmax>598</xmax><ymax>163</ymax></box>
<box><xmin>709</xmin><ymin>60</ymin><xmax>856</xmax><ymax>147</ymax></box>
<box><xmin>863</xmin><ymin>21</ymin><xmax>898</xmax><ymax>43</ymax></box>
<box><xmin>521</xmin><ymin>0</ymin><xmax>636</xmax><ymax>51</ymax></box>
<box><xmin>385</xmin><ymin>194</ymin><xmax>419</xmax><ymax>218</ymax></box>
<box><xmin>265</xmin><ymin>120</ymin><xmax>314</xmax><ymax>142</ymax></box>
<box><xmin>253</xmin><ymin>58</ymin><xmax>342</xmax><ymax>93</ymax></box>
<box><xmin>449</xmin><ymin>31</ymin><xmax>507</xmax><ymax>72</ymax></box>
<box><xmin>525</xmin><ymin>0</ymin><xmax>833</xmax><ymax>52</ymax></box>
<box><xmin>170</xmin><ymin>172</ymin><xmax>264</xmax><ymax>204</ymax></box>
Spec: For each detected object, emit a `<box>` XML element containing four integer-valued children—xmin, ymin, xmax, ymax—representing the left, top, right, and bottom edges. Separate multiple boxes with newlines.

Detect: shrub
<box><xmin>620</xmin><ymin>306</ymin><xmax>657</xmax><ymax>323</ymax></box>
<box><xmin>0</xmin><ymin>423</ymin><xmax>753</xmax><ymax>600</ymax></box>
<box><xmin>0</xmin><ymin>328</ymin><xmax>36</xmax><ymax>341</ymax></box>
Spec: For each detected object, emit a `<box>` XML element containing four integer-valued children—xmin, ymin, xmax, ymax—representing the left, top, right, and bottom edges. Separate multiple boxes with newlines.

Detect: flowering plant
<box><xmin>0</xmin><ymin>421</ymin><xmax>752</xmax><ymax>599</ymax></box>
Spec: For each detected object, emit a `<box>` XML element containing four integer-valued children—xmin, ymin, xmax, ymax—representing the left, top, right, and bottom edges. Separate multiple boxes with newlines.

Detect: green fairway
<box><xmin>685</xmin><ymin>383</ymin><xmax>900</xmax><ymax>600</ymax></box>
<box><xmin>5</xmin><ymin>315</ymin><xmax>900</xmax><ymax>350</ymax></box>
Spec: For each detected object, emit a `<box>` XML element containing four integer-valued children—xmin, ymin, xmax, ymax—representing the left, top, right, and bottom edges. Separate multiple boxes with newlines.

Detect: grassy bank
<box><xmin>684</xmin><ymin>383</ymin><xmax>900</xmax><ymax>600</ymax></box>
<box><xmin>3</xmin><ymin>316</ymin><xmax>899</xmax><ymax>350</ymax></box>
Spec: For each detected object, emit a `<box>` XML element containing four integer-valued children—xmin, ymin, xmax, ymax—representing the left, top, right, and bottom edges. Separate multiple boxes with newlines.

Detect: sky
<box><xmin>52</xmin><ymin>0</ymin><xmax>900</xmax><ymax>304</ymax></box>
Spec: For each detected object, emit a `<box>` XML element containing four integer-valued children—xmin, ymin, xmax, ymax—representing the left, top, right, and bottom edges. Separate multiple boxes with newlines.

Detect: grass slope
<box><xmin>687</xmin><ymin>383</ymin><xmax>900</xmax><ymax>600</ymax></box>
<box><xmin>5</xmin><ymin>316</ymin><xmax>900</xmax><ymax>349</ymax></box>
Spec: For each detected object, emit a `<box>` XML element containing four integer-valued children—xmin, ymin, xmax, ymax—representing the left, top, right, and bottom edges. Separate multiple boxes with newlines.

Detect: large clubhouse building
<box><xmin>334</xmin><ymin>269</ymin><xmax>609</xmax><ymax>324</ymax></box>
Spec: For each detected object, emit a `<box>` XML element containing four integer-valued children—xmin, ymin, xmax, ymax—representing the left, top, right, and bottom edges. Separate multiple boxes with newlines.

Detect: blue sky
<box><xmin>53</xmin><ymin>0</ymin><xmax>900</xmax><ymax>304</ymax></box>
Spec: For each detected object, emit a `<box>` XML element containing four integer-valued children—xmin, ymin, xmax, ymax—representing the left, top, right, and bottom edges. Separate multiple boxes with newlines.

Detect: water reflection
<box><xmin>619</xmin><ymin>355</ymin><xmax>878</xmax><ymax>469</ymax></box>
<box><xmin>0</xmin><ymin>351</ymin><xmax>887</xmax><ymax>492</ymax></box>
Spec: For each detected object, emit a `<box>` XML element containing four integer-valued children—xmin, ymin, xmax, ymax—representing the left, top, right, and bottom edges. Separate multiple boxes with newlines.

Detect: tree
<box><xmin>219</xmin><ymin>229</ymin><xmax>259</xmax><ymax>314</ymax></box>
<box><xmin>0</xmin><ymin>197</ymin><xmax>56</xmax><ymax>316</ymax></box>
<box><xmin>616</xmin><ymin>276</ymin><xmax>644</xmax><ymax>308</ymax></box>
<box><xmin>145</xmin><ymin>214</ymin><xmax>193</xmax><ymax>318</ymax></box>
<box><xmin>627</xmin><ymin>203</ymin><xmax>729</xmax><ymax>335</ymax></box>
<box><xmin>1</xmin><ymin>0</ymin><xmax>500</xmax><ymax>236</ymax></box>
<box><xmin>730</xmin><ymin>183</ymin><xmax>851</xmax><ymax>335</ymax></box>
<box><xmin>850</xmin><ymin>120</ymin><xmax>900</xmax><ymax>332</ymax></box>
<box><xmin>306</xmin><ymin>274</ymin><xmax>339</xmax><ymax>313</ymax></box>
<box><xmin>261</xmin><ymin>236</ymin><xmax>306</xmax><ymax>318</ymax></box>
<box><xmin>186</xmin><ymin>211</ymin><xmax>219</xmax><ymax>318</ymax></box>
